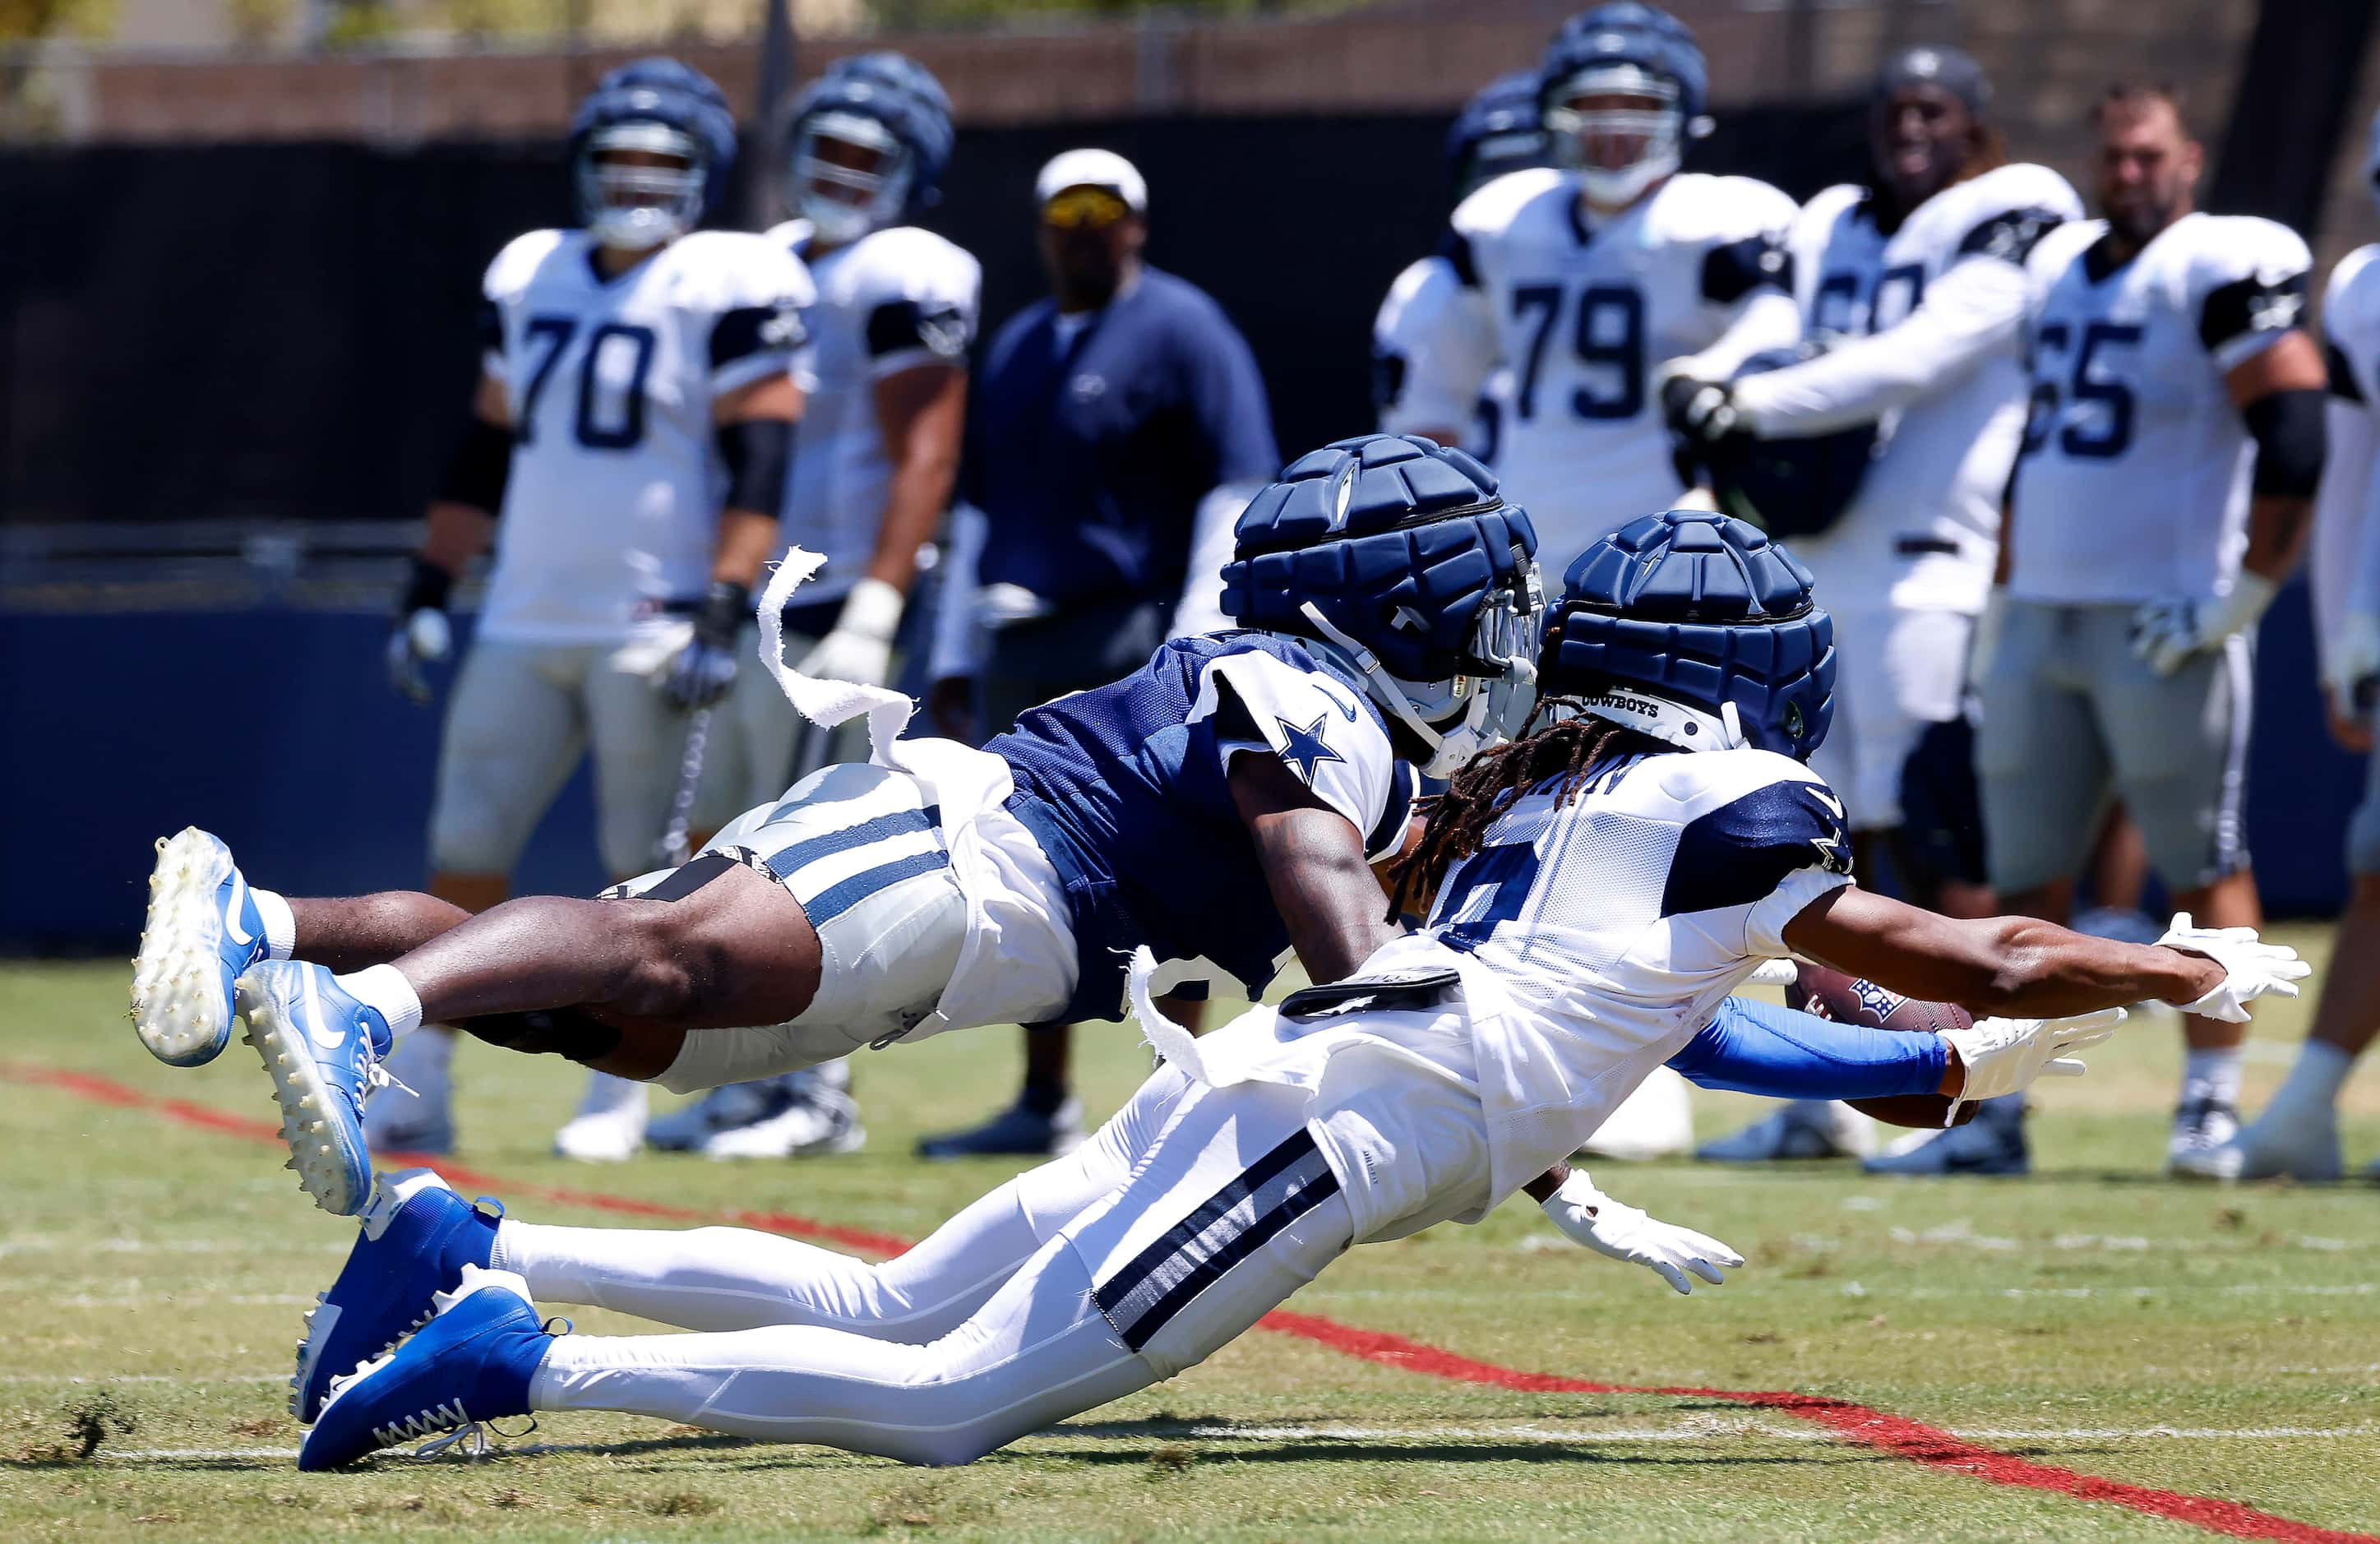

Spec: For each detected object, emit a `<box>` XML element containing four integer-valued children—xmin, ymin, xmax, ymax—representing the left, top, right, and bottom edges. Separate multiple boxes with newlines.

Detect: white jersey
<box><xmin>2313</xmin><ymin>246</ymin><xmax>2380</xmax><ymax>655</ymax></box>
<box><xmin>1771</xmin><ymin>164</ymin><xmax>2082</xmax><ymax>613</ymax></box>
<box><xmin>2010</xmin><ymin>213</ymin><xmax>2312</xmax><ymax>605</ymax></box>
<box><xmin>1429</xmin><ymin>169</ymin><xmax>1803</xmax><ymax>563</ymax></box>
<box><xmin>476</xmin><ymin>229</ymin><xmax>815</xmax><ymax>644</ymax></box>
<box><xmin>767</xmin><ymin>220</ymin><xmax>982</xmax><ymax>606</ymax></box>
<box><xmin>1372</xmin><ymin>254</ymin><xmax>1499</xmax><ymax>450</ymax></box>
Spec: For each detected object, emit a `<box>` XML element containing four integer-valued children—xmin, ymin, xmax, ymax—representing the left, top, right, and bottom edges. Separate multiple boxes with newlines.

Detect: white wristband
<box><xmin>837</xmin><ymin>576</ymin><xmax>903</xmax><ymax>642</ymax></box>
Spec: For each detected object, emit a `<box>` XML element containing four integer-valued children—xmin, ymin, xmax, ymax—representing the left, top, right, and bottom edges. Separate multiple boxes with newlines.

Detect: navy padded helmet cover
<box><xmin>1222</xmin><ymin>434</ymin><xmax>1537</xmax><ymax>683</ymax></box>
<box><xmin>1549</xmin><ymin>509</ymin><xmax>1836</xmax><ymax>756</ymax></box>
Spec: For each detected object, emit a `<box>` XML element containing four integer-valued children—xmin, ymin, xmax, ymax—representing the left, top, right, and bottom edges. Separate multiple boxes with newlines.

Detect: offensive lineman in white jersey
<box><xmin>654</xmin><ymin>53</ymin><xmax>979</xmax><ymax>1161</ymax></box>
<box><xmin>284</xmin><ymin>510</ymin><xmax>2305</xmax><ymax>1475</ymax></box>
<box><xmin>1671</xmin><ymin>48</ymin><xmax>2083</xmax><ymax>1169</ymax></box>
<box><xmin>1981</xmin><ymin>85</ymin><xmax>2324</xmax><ymax>1177</ymax></box>
<box><xmin>2222</xmin><ymin>110</ymin><xmax>2380</xmax><ymax>1181</ymax></box>
<box><xmin>1372</xmin><ymin>69</ymin><xmax>1548</xmax><ymax>464</ymax></box>
<box><xmin>359</xmin><ymin>58</ymin><xmax>812</xmax><ymax>1163</ymax></box>
<box><xmin>1398</xmin><ymin>3</ymin><xmax>1803</xmax><ymax>562</ymax></box>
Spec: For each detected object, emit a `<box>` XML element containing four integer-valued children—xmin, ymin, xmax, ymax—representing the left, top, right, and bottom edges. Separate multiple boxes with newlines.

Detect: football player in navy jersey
<box><xmin>284</xmin><ymin>509</ymin><xmax>2305</xmax><ymax>1474</ymax></box>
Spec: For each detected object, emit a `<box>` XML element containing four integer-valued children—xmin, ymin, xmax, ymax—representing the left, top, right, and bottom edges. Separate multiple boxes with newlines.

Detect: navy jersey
<box><xmin>994</xmin><ymin>633</ymin><xmax>1419</xmax><ymax>1021</ymax></box>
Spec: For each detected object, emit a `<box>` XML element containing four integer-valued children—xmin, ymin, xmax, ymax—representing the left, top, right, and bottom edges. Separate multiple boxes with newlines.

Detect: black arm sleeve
<box><xmin>1435</xmin><ymin>225</ymin><xmax>1481</xmax><ymax>289</ymax></box>
<box><xmin>865</xmin><ymin>299</ymin><xmax>972</xmax><ymax>363</ymax></box>
<box><xmin>2327</xmin><ymin>337</ymin><xmax>2366</xmax><ymax>403</ymax></box>
<box><xmin>434</xmin><ymin>414</ymin><xmax>512</xmax><ymax>514</ymax></box>
<box><xmin>2244</xmin><ymin>388</ymin><xmax>2326</xmax><ymax>498</ymax></box>
<box><xmin>715</xmin><ymin>415</ymin><xmax>795</xmax><ymax>514</ymax></box>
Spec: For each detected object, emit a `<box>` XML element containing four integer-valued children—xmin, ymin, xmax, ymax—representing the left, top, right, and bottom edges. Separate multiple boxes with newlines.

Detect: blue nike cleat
<box><xmin>293</xmin><ymin>1168</ymin><xmax>502</xmax><ymax>1424</ymax></box>
<box><xmin>298</xmin><ymin>1265</ymin><xmax>557</xmax><ymax>1472</ymax></box>
<box><xmin>131</xmin><ymin>828</ymin><xmax>270</xmax><ymax>1067</ymax></box>
<box><xmin>235</xmin><ymin>960</ymin><xmax>392</xmax><ymax>1217</ymax></box>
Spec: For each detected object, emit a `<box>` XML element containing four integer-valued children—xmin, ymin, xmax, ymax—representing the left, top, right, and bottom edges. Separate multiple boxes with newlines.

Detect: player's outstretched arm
<box><xmin>1780</xmin><ymin>885</ymin><xmax>2306</xmax><ymax>1021</ymax></box>
<box><xmin>391</xmin><ymin>371</ymin><xmax>507</xmax><ymax>704</ymax></box>
<box><xmin>1228</xmin><ymin>751</ymin><xmax>1403</xmax><ymax>986</ymax></box>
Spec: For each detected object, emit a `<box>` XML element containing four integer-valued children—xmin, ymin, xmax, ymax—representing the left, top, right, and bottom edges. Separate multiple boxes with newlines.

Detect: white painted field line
<box><xmin>0</xmin><ymin>1374</ymin><xmax>280</xmax><ymax>1385</ymax></box>
<box><xmin>96</xmin><ymin>1422</ymin><xmax>2380</xmax><ymax>1465</ymax></box>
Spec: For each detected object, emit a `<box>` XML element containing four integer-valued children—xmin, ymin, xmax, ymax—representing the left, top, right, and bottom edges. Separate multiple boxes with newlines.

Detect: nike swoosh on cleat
<box><xmin>297</xmin><ymin>976</ymin><xmax>351</xmax><ymax>1055</ymax></box>
<box><xmin>223</xmin><ymin>869</ymin><xmax>255</xmax><ymax>948</ymax></box>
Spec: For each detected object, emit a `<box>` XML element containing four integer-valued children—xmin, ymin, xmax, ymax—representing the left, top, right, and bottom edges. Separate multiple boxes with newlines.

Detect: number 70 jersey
<box><xmin>475</xmin><ymin>227</ymin><xmax>816</xmax><ymax>645</ymax></box>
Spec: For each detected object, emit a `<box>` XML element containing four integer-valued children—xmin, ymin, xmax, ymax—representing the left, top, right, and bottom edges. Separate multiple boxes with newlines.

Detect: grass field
<box><xmin>2</xmin><ymin>928</ymin><xmax>2378</xmax><ymax>1542</ymax></box>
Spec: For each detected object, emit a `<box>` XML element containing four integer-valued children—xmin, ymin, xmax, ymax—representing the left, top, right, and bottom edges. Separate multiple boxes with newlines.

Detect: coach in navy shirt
<box><xmin>922</xmin><ymin>147</ymin><xmax>1278</xmax><ymax>1158</ymax></box>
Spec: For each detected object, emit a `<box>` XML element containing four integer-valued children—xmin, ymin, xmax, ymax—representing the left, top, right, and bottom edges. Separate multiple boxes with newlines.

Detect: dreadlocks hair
<box><xmin>1385</xmin><ymin>695</ymin><xmax>1675</xmax><ymax>922</ymax></box>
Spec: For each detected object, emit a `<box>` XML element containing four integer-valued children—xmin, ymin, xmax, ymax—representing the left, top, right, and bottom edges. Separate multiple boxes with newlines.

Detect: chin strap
<box><xmin>1292</xmin><ymin>600</ymin><xmax>1478</xmax><ymax>770</ymax></box>
<box><xmin>1574</xmin><ymin>686</ymin><xmax>1746</xmax><ymax>753</ymax></box>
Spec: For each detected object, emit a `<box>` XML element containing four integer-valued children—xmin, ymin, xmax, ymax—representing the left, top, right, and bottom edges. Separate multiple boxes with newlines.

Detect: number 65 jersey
<box><xmin>1436</xmin><ymin>168</ymin><xmax>1801</xmax><ymax>562</ymax></box>
<box><xmin>475</xmin><ymin>228</ymin><xmax>816</xmax><ymax>645</ymax></box>
<box><xmin>2008</xmin><ymin>211</ymin><xmax>2312</xmax><ymax>605</ymax></box>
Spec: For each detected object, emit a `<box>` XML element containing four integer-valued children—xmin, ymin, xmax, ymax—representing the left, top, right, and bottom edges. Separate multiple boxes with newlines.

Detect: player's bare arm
<box><xmin>1228</xmin><ymin>751</ymin><xmax>1403</xmax><ymax>984</ymax></box>
<box><xmin>869</xmin><ymin>362</ymin><xmax>965</xmax><ymax>593</ymax></box>
<box><xmin>1783</xmin><ymin>884</ymin><xmax>2238</xmax><ymax>1018</ymax></box>
<box><xmin>387</xmin><ymin>371</ymin><xmax>511</xmax><ymax>705</ymax></box>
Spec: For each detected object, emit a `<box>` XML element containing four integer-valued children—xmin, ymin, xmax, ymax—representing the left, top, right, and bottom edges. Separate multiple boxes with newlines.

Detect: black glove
<box><xmin>386</xmin><ymin>557</ymin><xmax>455</xmax><ymax>706</ymax></box>
<box><xmin>1661</xmin><ymin>374</ymin><xmax>1745</xmax><ymax>489</ymax></box>
<box><xmin>663</xmin><ymin>580</ymin><xmax>750</xmax><ymax>710</ymax></box>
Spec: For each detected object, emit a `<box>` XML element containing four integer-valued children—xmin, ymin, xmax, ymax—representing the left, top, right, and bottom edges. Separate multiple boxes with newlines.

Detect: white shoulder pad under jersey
<box><xmin>809</xmin><ymin>223</ymin><xmax>982</xmax><ymax>379</ymax></box>
<box><xmin>2324</xmin><ymin>244</ymin><xmax>2380</xmax><ymax>404</ymax></box>
<box><xmin>1449</xmin><ymin>164</ymin><xmax>1572</xmax><ymax>250</ymax></box>
<box><xmin>1189</xmin><ymin>647</ymin><xmax>1415</xmax><ymax>862</ymax></box>
<box><xmin>2179</xmin><ymin>214</ymin><xmax>2314</xmax><ymax>371</ymax></box>
<box><xmin>1899</xmin><ymin>162</ymin><xmax>2082</xmax><ymax>276</ymax></box>
<box><xmin>660</xmin><ymin>229</ymin><xmax>819</xmax><ymax>393</ymax></box>
<box><xmin>478</xmin><ymin>229</ymin><xmax>570</xmax><ymax>376</ymax></box>
<box><xmin>1644</xmin><ymin>173</ymin><xmax>1800</xmax><ymax>260</ymax></box>
<box><xmin>1373</xmin><ymin>253</ymin><xmax>1495</xmax><ymax>437</ymax></box>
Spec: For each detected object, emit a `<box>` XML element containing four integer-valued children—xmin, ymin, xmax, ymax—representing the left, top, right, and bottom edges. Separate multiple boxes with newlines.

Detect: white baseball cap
<box><xmin>1035</xmin><ymin>148</ymin><xmax>1148</xmax><ymax>213</ymax></box>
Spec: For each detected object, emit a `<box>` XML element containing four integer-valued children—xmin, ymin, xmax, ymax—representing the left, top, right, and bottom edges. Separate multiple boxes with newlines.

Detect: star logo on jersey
<box><xmin>1274</xmin><ymin>713</ymin><xmax>1345</xmax><ymax>783</ymax></box>
<box><xmin>2249</xmin><ymin>287</ymin><xmax>2303</xmax><ymax>332</ymax></box>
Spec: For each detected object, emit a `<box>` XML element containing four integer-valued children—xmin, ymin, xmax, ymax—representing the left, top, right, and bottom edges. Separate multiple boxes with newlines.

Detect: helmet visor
<box><xmin>578</xmin><ymin>121</ymin><xmax>705</xmax><ymax>247</ymax></box>
<box><xmin>788</xmin><ymin>110</ymin><xmax>913</xmax><ymax>243</ymax></box>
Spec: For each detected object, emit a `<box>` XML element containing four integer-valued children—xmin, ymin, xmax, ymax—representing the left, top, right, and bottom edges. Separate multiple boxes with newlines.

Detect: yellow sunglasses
<box><xmin>1042</xmin><ymin>186</ymin><xmax>1130</xmax><ymax>230</ymax></box>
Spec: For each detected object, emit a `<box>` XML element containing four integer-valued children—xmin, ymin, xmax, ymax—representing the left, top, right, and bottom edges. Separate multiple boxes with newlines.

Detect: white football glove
<box><xmin>2156</xmin><ymin>910</ymin><xmax>2312</xmax><ymax>1022</ymax></box>
<box><xmin>2322</xmin><ymin>608</ymin><xmax>2380</xmax><ymax>713</ymax></box>
<box><xmin>795</xmin><ymin>576</ymin><xmax>902</xmax><ymax>689</ymax></box>
<box><xmin>1539</xmin><ymin>1171</ymin><xmax>1743</xmax><ymax>1295</ymax></box>
<box><xmin>1941</xmin><ymin>1005</ymin><xmax>2128</xmax><ymax>1105</ymax></box>
<box><xmin>385</xmin><ymin>608</ymin><xmax>451</xmax><ymax>706</ymax></box>
<box><xmin>2130</xmin><ymin>572</ymin><xmax>2276</xmax><ymax>677</ymax></box>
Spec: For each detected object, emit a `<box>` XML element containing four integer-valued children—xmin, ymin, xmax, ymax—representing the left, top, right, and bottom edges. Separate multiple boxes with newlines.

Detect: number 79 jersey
<box><xmin>1426</xmin><ymin>745</ymin><xmax>1851</xmax><ymax>1065</ymax></box>
<box><xmin>475</xmin><ymin>228</ymin><xmax>816</xmax><ymax>645</ymax></box>
<box><xmin>1441</xmin><ymin>169</ymin><xmax>1800</xmax><ymax>564</ymax></box>
<box><xmin>2008</xmin><ymin>211</ymin><xmax>2312</xmax><ymax>605</ymax></box>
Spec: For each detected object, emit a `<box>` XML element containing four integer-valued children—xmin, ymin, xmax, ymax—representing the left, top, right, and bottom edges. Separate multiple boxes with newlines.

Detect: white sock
<box><xmin>250</xmin><ymin>888</ymin><xmax>297</xmax><ymax>961</ymax></box>
<box><xmin>2262</xmin><ymin>1039</ymin><xmax>2355</xmax><ymax>1121</ymax></box>
<box><xmin>2182</xmin><ymin>1046</ymin><xmax>2244</xmax><ymax>1108</ymax></box>
<box><xmin>336</xmin><ymin>964</ymin><xmax>423</xmax><ymax>1040</ymax></box>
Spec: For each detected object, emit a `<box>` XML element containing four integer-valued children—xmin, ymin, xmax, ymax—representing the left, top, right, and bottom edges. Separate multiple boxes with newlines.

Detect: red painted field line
<box><xmin>12</xmin><ymin>1061</ymin><xmax>2372</xmax><ymax>1544</ymax></box>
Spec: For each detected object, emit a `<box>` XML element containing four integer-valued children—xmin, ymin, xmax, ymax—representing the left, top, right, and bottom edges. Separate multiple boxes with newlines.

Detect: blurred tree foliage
<box><xmin>0</xmin><ymin>0</ymin><xmax>114</xmax><ymax>43</ymax></box>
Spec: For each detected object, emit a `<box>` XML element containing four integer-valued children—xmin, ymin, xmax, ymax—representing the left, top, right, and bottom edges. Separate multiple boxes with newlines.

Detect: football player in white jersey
<box><xmin>360</xmin><ymin>59</ymin><xmax>813</xmax><ymax>1163</ymax></box>
<box><xmin>2221</xmin><ymin>111</ymin><xmax>2380</xmax><ymax>1182</ymax></box>
<box><xmin>283</xmin><ymin>510</ymin><xmax>2306</xmax><ymax>1475</ymax></box>
<box><xmin>655</xmin><ymin>53</ymin><xmax>979</xmax><ymax>1162</ymax></box>
<box><xmin>1672</xmin><ymin>48</ymin><xmax>2082</xmax><ymax>1168</ymax></box>
<box><xmin>1372</xmin><ymin>70</ymin><xmax>1547</xmax><ymax>462</ymax></box>
<box><xmin>1394</xmin><ymin>4</ymin><xmax>1803</xmax><ymax>562</ymax></box>
<box><xmin>1976</xmin><ymin>85</ymin><xmax>2325</xmax><ymax>1178</ymax></box>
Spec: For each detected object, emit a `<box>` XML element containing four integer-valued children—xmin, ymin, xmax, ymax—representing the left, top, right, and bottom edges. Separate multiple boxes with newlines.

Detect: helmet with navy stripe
<box><xmin>568</xmin><ymin>57</ymin><xmax>738</xmax><ymax>251</ymax></box>
<box><xmin>1540</xmin><ymin>3</ymin><xmax>1712</xmax><ymax>208</ymax></box>
<box><xmin>1221</xmin><ymin>434</ymin><xmax>1544</xmax><ymax>778</ymax></box>
<box><xmin>1541</xmin><ymin>508</ymin><xmax>1834</xmax><ymax>760</ymax></box>
<box><xmin>1448</xmin><ymin>71</ymin><xmax>1550</xmax><ymax>200</ymax></box>
<box><xmin>1693</xmin><ymin>348</ymin><xmax>1879</xmax><ymax>541</ymax></box>
<box><xmin>785</xmin><ymin>52</ymin><xmax>955</xmax><ymax>247</ymax></box>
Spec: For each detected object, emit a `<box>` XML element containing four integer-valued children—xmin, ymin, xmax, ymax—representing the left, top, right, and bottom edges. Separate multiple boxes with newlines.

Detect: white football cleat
<box><xmin>1579</xmin><ymin>1066</ymin><xmax>1696</xmax><ymax>1161</ymax></box>
<box><xmin>2217</xmin><ymin>1102</ymin><xmax>2343</xmax><ymax>1182</ymax></box>
<box><xmin>131</xmin><ymin>828</ymin><xmax>270</xmax><ymax>1067</ymax></box>
<box><xmin>1697</xmin><ymin>1099</ymin><xmax>1875</xmax><ymax>1163</ymax></box>
<box><xmin>552</xmin><ymin>1070</ymin><xmax>647</xmax><ymax>1162</ymax></box>
<box><xmin>2166</xmin><ymin>1098</ymin><xmax>2248</xmax><ymax>1180</ymax></box>
<box><xmin>700</xmin><ymin>1073</ymin><xmax>866</xmax><ymax>1160</ymax></box>
<box><xmin>1862</xmin><ymin>1096</ymin><xmax>2027</xmax><ymax>1176</ymax></box>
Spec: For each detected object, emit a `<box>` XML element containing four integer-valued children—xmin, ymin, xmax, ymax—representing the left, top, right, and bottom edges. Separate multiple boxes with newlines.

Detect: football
<box><xmin>1786</xmin><ymin>964</ymin><xmax>1978</xmax><ymax>1129</ymax></box>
